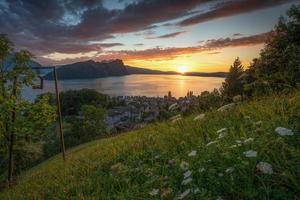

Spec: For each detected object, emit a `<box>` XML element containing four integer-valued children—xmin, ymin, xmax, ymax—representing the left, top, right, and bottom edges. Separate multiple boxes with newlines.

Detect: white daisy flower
<box><xmin>178</xmin><ymin>189</ymin><xmax>190</xmax><ymax>199</ymax></box>
<box><xmin>256</xmin><ymin>161</ymin><xmax>273</xmax><ymax>174</ymax></box>
<box><xmin>149</xmin><ymin>189</ymin><xmax>159</xmax><ymax>196</ymax></box>
<box><xmin>188</xmin><ymin>150</ymin><xmax>197</xmax><ymax>157</ymax></box>
<box><xmin>182</xmin><ymin>177</ymin><xmax>193</xmax><ymax>185</ymax></box>
<box><xmin>180</xmin><ymin>161</ymin><xmax>189</xmax><ymax>171</ymax></box>
<box><xmin>225</xmin><ymin>167</ymin><xmax>234</xmax><ymax>173</ymax></box>
<box><xmin>217</xmin><ymin>103</ymin><xmax>235</xmax><ymax>112</ymax></box>
<box><xmin>236</xmin><ymin>140</ymin><xmax>242</xmax><ymax>144</ymax></box>
<box><xmin>184</xmin><ymin>170</ymin><xmax>192</xmax><ymax>179</ymax></box>
<box><xmin>275</xmin><ymin>127</ymin><xmax>294</xmax><ymax>136</ymax></box>
<box><xmin>206</xmin><ymin>141</ymin><xmax>217</xmax><ymax>146</ymax></box>
<box><xmin>194</xmin><ymin>114</ymin><xmax>205</xmax><ymax>121</ymax></box>
<box><xmin>243</xmin><ymin>150</ymin><xmax>257</xmax><ymax>158</ymax></box>
<box><xmin>244</xmin><ymin>138</ymin><xmax>254</xmax><ymax>143</ymax></box>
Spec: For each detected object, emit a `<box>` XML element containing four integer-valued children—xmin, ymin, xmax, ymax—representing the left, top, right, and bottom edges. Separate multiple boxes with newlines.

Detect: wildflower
<box><xmin>206</xmin><ymin>141</ymin><xmax>217</xmax><ymax>146</ymax></box>
<box><xmin>178</xmin><ymin>189</ymin><xmax>190</xmax><ymax>199</ymax></box>
<box><xmin>180</xmin><ymin>161</ymin><xmax>189</xmax><ymax>171</ymax></box>
<box><xmin>199</xmin><ymin>168</ymin><xmax>205</xmax><ymax>173</ymax></box>
<box><xmin>170</xmin><ymin>114</ymin><xmax>182</xmax><ymax>123</ymax></box>
<box><xmin>188</xmin><ymin>150</ymin><xmax>197</xmax><ymax>157</ymax></box>
<box><xmin>217</xmin><ymin>103</ymin><xmax>235</xmax><ymax>112</ymax></box>
<box><xmin>149</xmin><ymin>189</ymin><xmax>159</xmax><ymax>196</ymax></box>
<box><xmin>216</xmin><ymin>128</ymin><xmax>228</xmax><ymax>139</ymax></box>
<box><xmin>244</xmin><ymin>138</ymin><xmax>254</xmax><ymax>143</ymax></box>
<box><xmin>154</xmin><ymin>155</ymin><xmax>160</xmax><ymax>159</ymax></box>
<box><xmin>236</xmin><ymin>140</ymin><xmax>242</xmax><ymax>144</ymax></box>
<box><xmin>183</xmin><ymin>170</ymin><xmax>192</xmax><ymax>179</ymax></box>
<box><xmin>217</xmin><ymin>128</ymin><xmax>228</xmax><ymax>134</ymax></box>
<box><xmin>225</xmin><ymin>167</ymin><xmax>234</xmax><ymax>173</ymax></box>
<box><xmin>275</xmin><ymin>127</ymin><xmax>294</xmax><ymax>136</ymax></box>
<box><xmin>256</xmin><ymin>161</ymin><xmax>273</xmax><ymax>174</ymax></box>
<box><xmin>194</xmin><ymin>113</ymin><xmax>205</xmax><ymax>121</ymax></box>
<box><xmin>182</xmin><ymin>177</ymin><xmax>193</xmax><ymax>185</ymax></box>
<box><xmin>243</xmin><ymin>150</ymin><xmax>257</xmax><ymax>158</ymax></box>
<box><xmin>218</xmin><ymin>173</ymin><xmax>224</xmax><ymax>177</ymax></box>
<box><xmin>172</xmin><ymin>117</ymin><xmax>182</xmax><ymax>124</ymax></box>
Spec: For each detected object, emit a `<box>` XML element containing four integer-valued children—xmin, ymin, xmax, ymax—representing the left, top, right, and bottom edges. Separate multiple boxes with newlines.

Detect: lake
<box><xmin>23</xmin><ymin>74</ymin><xmax>224</xmax><ymax>101</ymax></box>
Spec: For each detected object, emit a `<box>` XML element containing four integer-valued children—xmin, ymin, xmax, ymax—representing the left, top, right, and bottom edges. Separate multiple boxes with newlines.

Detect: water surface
<box><xmin>23</xmin><ymin>74</ymin><xmax>224</xmax><ymax>101</ymax></box>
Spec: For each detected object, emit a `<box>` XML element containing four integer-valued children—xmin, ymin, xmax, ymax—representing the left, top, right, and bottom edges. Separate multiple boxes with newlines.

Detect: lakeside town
<box><xmin>106</xmin><ymin>91</ymin><xmax>197</xmax><ymax>131</ymax></box>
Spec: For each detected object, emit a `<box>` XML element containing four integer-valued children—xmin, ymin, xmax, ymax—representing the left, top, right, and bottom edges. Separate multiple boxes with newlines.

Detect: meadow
<box><xmin>1</xmin><ymin>91</ymin><xmax>299</xmax><ymax>199</ymax></box>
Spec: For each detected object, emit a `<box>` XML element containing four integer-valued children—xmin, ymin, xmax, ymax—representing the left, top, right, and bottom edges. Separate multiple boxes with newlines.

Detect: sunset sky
<box><xmin>0</xmin><ymin>0</ymin><xmax>299</xmax><ymax>72</ymax></box>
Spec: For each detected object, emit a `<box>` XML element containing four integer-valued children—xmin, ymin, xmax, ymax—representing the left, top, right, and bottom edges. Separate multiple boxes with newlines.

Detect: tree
<box><xmin>0</xmin><ymin>35</ymin><xmax>56</xmax><ymax>184</ymax></box>
<box><xmin>249</xmin><ymin>5</ymin><xmax>300</xmax><ymax>92</ymax></box>
<box><xmin>63</xmin><ymin>105</ymin><xmax>107</xmax><ymax>148</ymax></box>
<box><xmin>220</xmin><ymin>57</ymin><xmax>244</xmax><ymax>100</ymax></box>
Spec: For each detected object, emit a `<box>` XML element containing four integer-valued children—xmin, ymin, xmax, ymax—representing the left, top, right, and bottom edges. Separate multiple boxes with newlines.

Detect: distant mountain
<box><xmin>126</xmin><ymin>66</ymin><xmax>178</xmax><ymax>75</ymax></box>
<box><xmin>3</xmin><ymin>54</ymin><xmax>42</xmax><ymax>70</ymax></box>
<box><xmin>44</xmin><ymin>59</ymin><xmax>129</xmax><ymax>80</ymax></box>
<box><xmin>183</xmin><ymin>72</ymin><xmax>228</xmax><ymax>78</ymax></box>
<box><xmin>43</xmin><ymin>59</ymin><xmax>228</xmax><ymax>80</ymax></box>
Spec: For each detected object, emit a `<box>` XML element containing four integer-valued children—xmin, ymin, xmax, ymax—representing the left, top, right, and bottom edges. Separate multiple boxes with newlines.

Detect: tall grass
<box><xmin>1</xmin><ymin>92</ymin><xmax>300</xmax><ymax>199</ymax></box>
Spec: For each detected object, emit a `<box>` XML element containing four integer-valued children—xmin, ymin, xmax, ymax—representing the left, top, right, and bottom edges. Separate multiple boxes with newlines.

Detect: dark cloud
<box><xmin>147</xmin><ymin>31</ymin><xmax>186</xmax><ymax>39</ymax></box>
<box><xmin>0</xmin><ymin>0</ymin><xmax>203</xmax><ymax>56</ymax></box>
<box><xmin>0</xmin><ymin>0</ymin><xmax>291</xmax><ymax>63</ymax></box>
<box><xmin>99</xmin><ymin>43</ymin><xmax>124</xmax><ymax>48</ymax></box>
<box><xmin>36</xmin><ymin>31</ymin><xmax>271</xmax><ymax>65</ymax></box>
<box><xmin>98</xmin><ymin>32</ymin><xmax>271</xmax><ymax>61</ymax></box>
<box><xmin>204</xmin><ymin>32</ymin><xmax>271</xmax><ymax>48</ymax></box>
<box><xmin>232</xmin><ymin>33</ymin><xmax>244</xmax><ymax>37</ymax></box>
<box><xmin>179</xmin><ymin>0</ymin><xmax>295</xmax><ymax>26</ymax></box>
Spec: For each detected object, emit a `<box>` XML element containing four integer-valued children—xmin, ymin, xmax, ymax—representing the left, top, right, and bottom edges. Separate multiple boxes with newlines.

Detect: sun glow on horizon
<box><xmin>177</xmin><ymin>66</ymin><xmax>188</xmax><ymax>74</ymax></box>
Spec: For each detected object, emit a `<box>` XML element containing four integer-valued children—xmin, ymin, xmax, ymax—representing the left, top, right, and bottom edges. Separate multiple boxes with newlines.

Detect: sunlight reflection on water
<box><xmin>23</xmin><ymin>74</ymin><xmax>224</xmax><ymax>101</ymax></box>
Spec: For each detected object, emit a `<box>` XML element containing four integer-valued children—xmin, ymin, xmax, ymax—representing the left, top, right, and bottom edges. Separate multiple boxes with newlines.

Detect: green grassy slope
<box><xmin>1</xmin><ymin>93</ymin><xmax>300</xmax><ymax>199</ymax></box>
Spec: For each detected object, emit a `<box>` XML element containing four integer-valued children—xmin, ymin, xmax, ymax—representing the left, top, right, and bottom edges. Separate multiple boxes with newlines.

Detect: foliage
<box><xmin>0</xmin><ymin>35</ymin><xmax>56</xmax><ymax>180</ymax></box>
<box><xmin>247</xmin><ymin>5</ymin><xmax>300</xmax><ymax>93</ymax></box>
<box><xmin>59</xmin><ymin>89</ymin><xmax>109</xmax><ymax>116</ymax></box>
<box><xmin>67</xmin><ymin>105</ymin><xmax>107</xmax><ymax>146</ymax></box>
<box><xmin>196</xmin><ymin>89</ymin><xmax>223</xmax><ymax>112</ymax></box>
<box><xmin>38</xmin><ymin>89</ymin><xmax>123</xmax><ymax>116</ymax></box>
<box><xmin>1</xmin><ymin>91</ymin><xmax>299</xmax><ymax>199</ymax></box>
<box><xmin>220</xmin><ymin>57</ymin><xmax>244</xmax><ymax>100</ymax></box>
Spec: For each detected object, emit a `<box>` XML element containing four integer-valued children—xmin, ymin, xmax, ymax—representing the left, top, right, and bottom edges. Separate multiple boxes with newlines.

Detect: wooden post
<box><xmin>8</xmin><ymin>77</ymin><xmax>17</xmax><ymax>185</ymax></box>
<box><xmin>53</xmin><ymin>67</ymin><xmax>66</xmax><ymax>161</ymax></box>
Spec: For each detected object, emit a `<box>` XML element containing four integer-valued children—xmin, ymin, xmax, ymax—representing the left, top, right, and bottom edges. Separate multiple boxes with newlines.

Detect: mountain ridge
<box><xmin>43</xmin><ymin>59</ymin><xmax>228</xmax><ymax>80</ymax></box>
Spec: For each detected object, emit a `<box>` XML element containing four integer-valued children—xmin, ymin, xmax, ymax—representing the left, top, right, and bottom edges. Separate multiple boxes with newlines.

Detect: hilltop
<box><xmin>1</xmin><ymin>91</ymin><xmax>299</xmax><ymax>199</ymax></box>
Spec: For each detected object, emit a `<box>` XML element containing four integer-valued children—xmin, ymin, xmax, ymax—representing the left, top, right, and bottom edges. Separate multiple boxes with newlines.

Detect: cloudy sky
<box><xmin>0</xmin><ymin>0</ymin><xmax>299</xmax><ymax>72</ymax></box>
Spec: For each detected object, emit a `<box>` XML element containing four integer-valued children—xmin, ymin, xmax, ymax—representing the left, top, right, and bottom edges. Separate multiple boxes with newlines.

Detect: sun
<box><xmin>177</xmin><ymin>66</ymin><xmax>188</xmax><ymax>74</ymax></box>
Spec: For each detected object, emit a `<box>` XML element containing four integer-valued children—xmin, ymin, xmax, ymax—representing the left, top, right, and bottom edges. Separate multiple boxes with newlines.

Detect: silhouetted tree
<box><xmin>220</xmin><ymin>57</ymin><xmax>244</xmax><ymax>100</ymax></box>
<box><xmin>249</xmin><ymin>5</ymin><xmax>300</xmax><ymax>92</ymax></box>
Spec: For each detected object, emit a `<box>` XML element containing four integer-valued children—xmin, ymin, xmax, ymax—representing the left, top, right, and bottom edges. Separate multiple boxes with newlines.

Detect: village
<box><xmin>106</xmin><ymin>91</ymin><xmax>197</xmax><ymax>131</ymax></box>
